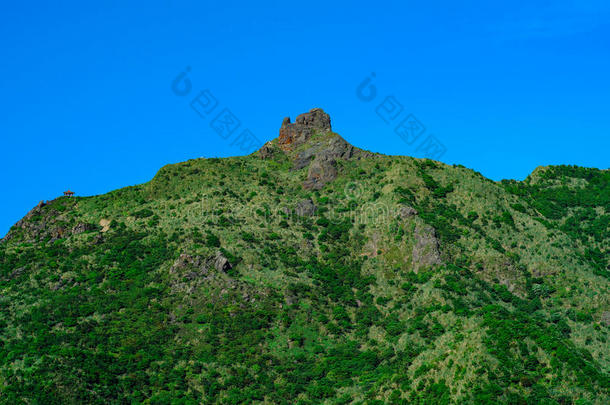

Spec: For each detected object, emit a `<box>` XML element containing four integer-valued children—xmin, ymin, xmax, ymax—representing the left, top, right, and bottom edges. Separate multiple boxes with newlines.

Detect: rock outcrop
<box><xmin>303</xmin><ymin>154</ymin><xmax>338</xmax><ymax>190</ymax></box>
<box><xmin>170</xmin><ymin>252</ymin><xmax>233</xmax><ymax>278</ymax></box>
<box><xmin>170</xmin><ymin>254</ymin><xmax>209</xmax><ymax>278</ymax></box>
<box><xmin>412</xmin><ymin>223</ymin><xmax>442</xmax><ymax>271</ymax></box>
<box><xmin>3</xmin><ymin>200</ymin><xmax>57</xmax><ymax>243</ymax></box>
<box><xmin>278</xmin><ymin>108</ymin><xmax>332</xmax><ymax>152</ymax></box>
<box><xmin>295</xmin><ymin>199</ymin><xmax>317</xmax><ymax>217</ymax></box>
<box><xmin>399</xmin><ymin>205</ymin><xmax>418</xmax><ymax>219</ymax></box>
<box><xmin>168</xmin><ymin>252</ymin><xmax>261</xmax><ymax>304</ymax></box>
<box><xmin>72</xmin><ymin>222</ymin><xmax>96</xmax><ymax>235</ymax></box>
<box><xmin>258</xmin><ymin>108</ymin><xmax>374</xmax><ymax>190</ymax></box>
<box><xmin>213</xmin><ymin>251</ymin><xmax>233</xmax><ymax>272</ymax></box>
<box><xmin>302</xmin><ymin>135</ymin><xmax>356</xmax><ymax>190</ymax></box>
<box><xmin>258</xmin><ymin>141</ymin><xmax>276</xmax><ymax>159</ymax></box>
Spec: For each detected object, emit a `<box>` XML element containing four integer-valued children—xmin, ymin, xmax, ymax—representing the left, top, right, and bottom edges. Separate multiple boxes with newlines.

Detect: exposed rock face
<box><xmin>170</xmin><ymin>254</ymin><xmax>209</xmax><ymax>277</ymax></box>
<box><xmin>72</xmin><ymin>222</ymin><xmax>95</xmax><ymax>235</ymax></box>
<box><xmin>304</xmin><ymin>155</ymin><xmax>338</xmax><ymax>190</ymax></box>
<box><xmin>258</xmin><ymin>108</ymin><xmax>374</xmax><ymax>190</ymax></box>
<box><xmin>170</xmin><ymin>253</ymin><xmax>217</xmax><ymax>295</ymax></box>
<box><xmin>294</xmin><ymin>108</ymin><xmax>332</xmax><ymax>131</ymax></box>
<box><xmin>324</xmin><ymin>135</ymin><xmax>355</xmax><ymax>160</ymax></box>
<box><xmin>3</xmin><ymin>201</ymin><xmax>46</xmax><ymax>242</ymax></box>
<box><xmin>2</xmin><ymin>200</ymin><xmax>103</xmax><ymax>244</ymax></box>
<box><xmin>399</xmin><ymin>205</ymin><xmax>418</xmax><ymax>219</ymax></box>
<box><xmin>412</xmin><ymin>223</ymin><xmax>442</xmax><ymax>272</ymax></box>
<box><xmin>213</xmin><ymin>252</ymin><xmax>232</xmax><ymax>272</ymax></box>
<box><xmin>302</xmin><ymin>135</ymin><xmax>355</xmax><ymax>190</ymax></box>
<box><xmin>3</xmin><ymin>200</ymin><xmax>69</xmax><ymax>243</ymax></box>
<box><xmin>49</xmin><ymin>227</ymin><xmax>67</xmax><ymax>243</ymax></box>
<box><xmin>278</xmin><ymin>108</ymin><xmax>331</xmax><ymax>152</ymax></box>
<box><xmin>258</xmin><ymin>141</ymin><xmax>276</xmax><ymax>159</ymax></box>
<box><xmin>293</xmin><ymin>148</ymin><xmax>317</xmax><ymax>170</ymax></box>
<box><xmin>295</xmin><ymin>199</ymin><xmax>317</xmax><ymax>217</ymax></box>
<box><xmin>168</xmin><ymin>252</ymin><xmax>260</xmax><ymax>303</ymax></box>
<box><xmin>171</xmin><ymin>251</ymin><xmax>232</xmax><ymax>275</ymax></box>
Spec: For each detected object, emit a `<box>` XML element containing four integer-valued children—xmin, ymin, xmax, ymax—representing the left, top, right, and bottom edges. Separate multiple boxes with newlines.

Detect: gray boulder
<box><xmin>296</xmin><ymin>199</ymin><xmax>317</xmax><ymax>216</ymax></box>
<box><xmin>213</xmin><ymin>252</ymin><xmax>233</xmax><ymax>272</ymax></box>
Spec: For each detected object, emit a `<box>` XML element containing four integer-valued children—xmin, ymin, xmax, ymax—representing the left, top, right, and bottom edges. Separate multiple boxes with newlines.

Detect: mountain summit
<box><xmin>0</xmin><ymin>109</ymin><xmax>608</xmax><ymax>403</ymax></box>
<box><xmin>260</xmin><ymin>108</ymin><xmax>371</xmax><ymax>189</ymax></box>
<box><xmin>278</xmin><ymin>108</ymin><xmax>333</xmax><ymax>151</ymax></box>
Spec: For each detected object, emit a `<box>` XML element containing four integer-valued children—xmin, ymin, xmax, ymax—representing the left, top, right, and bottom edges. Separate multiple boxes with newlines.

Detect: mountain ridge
<box><xmin>0</xmin><ymin>109</ymin><xmax>608</xmax><ymax>404</ymax></box>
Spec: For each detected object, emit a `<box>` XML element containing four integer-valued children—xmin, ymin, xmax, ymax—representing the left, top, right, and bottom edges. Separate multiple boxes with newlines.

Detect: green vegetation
<box><xmin>0</xmin><ymin>142</ymin><xmax>608</xmax><ymax>404</ymax></box>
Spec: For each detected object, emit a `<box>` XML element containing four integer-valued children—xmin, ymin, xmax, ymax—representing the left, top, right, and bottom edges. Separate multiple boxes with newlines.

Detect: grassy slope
<box><xmin>0</xmin><ymin>142</ymin><xmax>608</xmax><ymax>404</ymax></box>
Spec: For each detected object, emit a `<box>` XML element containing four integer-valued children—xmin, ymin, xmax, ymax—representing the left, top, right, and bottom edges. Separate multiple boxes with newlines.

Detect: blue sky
<box><xmin>1</xmin><ymin>0</ymin><xmax>609</xmax><ymax>236</ymax></box>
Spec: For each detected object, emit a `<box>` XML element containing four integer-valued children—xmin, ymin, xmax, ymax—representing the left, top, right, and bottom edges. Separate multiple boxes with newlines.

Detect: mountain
<box><xmin>1</xmin><ymin>109</ymin><xmax>608</xmax><ymax>404</ymax></box>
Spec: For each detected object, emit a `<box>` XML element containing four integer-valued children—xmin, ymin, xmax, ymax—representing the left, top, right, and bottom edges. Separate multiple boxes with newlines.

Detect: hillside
<box><xmin>1</xmin><ymin>108</ymin><xmax>608</xmax><ymax>404</ymax></box>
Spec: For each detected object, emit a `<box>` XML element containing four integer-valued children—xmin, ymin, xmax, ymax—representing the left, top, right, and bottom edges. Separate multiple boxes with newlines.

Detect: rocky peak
<box><xmin>278</xmin><ymin>108</ymin><xmax>332</xmax><ymax>152</ymax></box>
<box><xmin>293</xmin><ymin>108</ymin><xmax>331</xmax><ymax>131</ymax></box>
<box><xmin>259</xmin><ymin>108</ymin><xmax>373</xmax><ymax>190</ymax></box>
